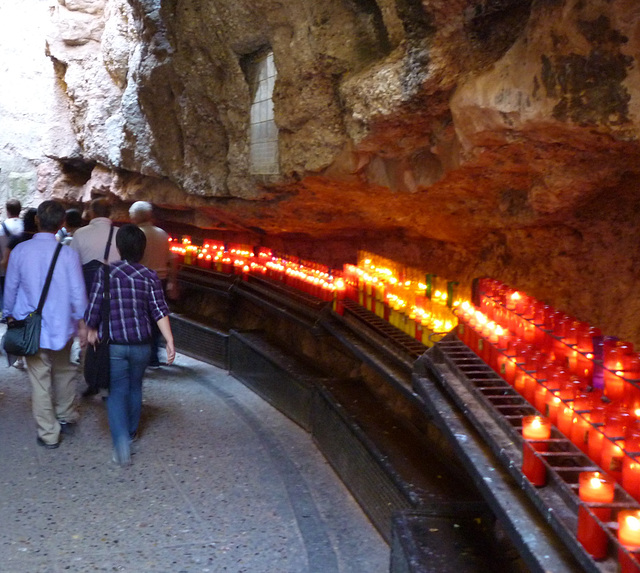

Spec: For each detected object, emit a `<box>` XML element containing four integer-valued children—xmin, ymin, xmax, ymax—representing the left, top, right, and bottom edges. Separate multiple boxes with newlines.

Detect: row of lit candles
<box><xmin>172</xmin><ymin>238</ymin><xmax>470</xmax><ymax>345</ymax></box>
<box><xmin>458</xmin><ymin>302</ymin><xmax>640</xmax><ymax>492</ymax></box>
<box><xmin>458</xmin><ymin>303</ymin><xmax>639</xmax><ymax>405</ymax></box>
<box><xmin>456</xmin><ymin>279</ymin><xmax>640</xmax><ymax>566</ymax></box>
<box><xmin>343</xmin><ymin>263</ymin><xmax>463</xmax><ymax>345</ymax></box>
<box><xmin>170</xmin><ymin>238</ymin><xmax>348</xmax><ymax>311</ymax></box>
<box><xmin>524</xmin><ymin>416</ymin><xmax>640</xmax><ymax>568</ymax></box>
<box><xmin>478</xmin><ymin>278</ymin><xmax>640</xmax><ymax>390</ymax></box>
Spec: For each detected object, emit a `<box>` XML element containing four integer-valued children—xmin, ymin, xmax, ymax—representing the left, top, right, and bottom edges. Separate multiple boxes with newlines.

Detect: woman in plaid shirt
<box><xmin>85</xmin><ymin>224</ymin><xmax>175</xmax><ymax>466</ymax></box>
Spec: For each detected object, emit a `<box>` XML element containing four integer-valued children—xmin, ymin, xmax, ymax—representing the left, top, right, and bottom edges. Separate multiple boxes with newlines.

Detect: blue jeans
<box><xmin>107</xmin><ymin>343</ymin><xmax>151</xmax><ymax>460</ymax></box>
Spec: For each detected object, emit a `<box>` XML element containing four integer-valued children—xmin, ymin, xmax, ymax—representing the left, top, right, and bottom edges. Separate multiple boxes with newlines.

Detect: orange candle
<box><xmin>577</xmin><ymin>471</ymin><xmax>615</xmax><ymax>559</ymax></box>
<box><xmin>521</xmin><ymin>415</ymin><xmax>551</xmax><ymax>486</ymax></box>
<box><xmin>618</xmin><ymin>510</ymin><xmax>640</xmax><ymax>573</ymax></box>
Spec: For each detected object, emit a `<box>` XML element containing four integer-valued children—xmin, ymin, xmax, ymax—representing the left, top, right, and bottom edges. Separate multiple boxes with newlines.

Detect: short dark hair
<box><xmin>90</xmin><ymin>198</ymin><xmax>111</xmax><ymax>218</ymax></box>
<box><xmin>65</xmin><ymin>208</ymin><xmax>83</xmax><ymax>229</ymax></box>
<box><xmin>23</xmin><ymin>208</ymin><xmax>38</xmax><ymax>233</ymax></box>
<box><xmin>116</xmin><ymin>224</ymin><xmax>146</xmax><ymax>263</ymax></box>
<box><xmin>6</xmin><ymin>199</ymin><xmax>21</xmax><ymax>218</ymax></box>
<box><xmin>37</xmin><ymin>201</ymin><xmax>66</xmax><ymax>233</ymax></box>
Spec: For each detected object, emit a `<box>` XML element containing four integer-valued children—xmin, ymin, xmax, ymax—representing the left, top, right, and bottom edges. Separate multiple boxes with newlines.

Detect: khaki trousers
<box><xmin>26</xmin><ymin>339</ymin><xmax>78</xmax><ymax>445</ymax></box>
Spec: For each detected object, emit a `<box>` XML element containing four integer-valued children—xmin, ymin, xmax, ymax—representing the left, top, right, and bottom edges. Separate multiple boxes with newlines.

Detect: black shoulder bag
<box><xmin>82</xmin><ymin>225</ymin><xmax>114</xmax><ymax>296</ymax></box>
<box><xmin>83</xmin><ymin>228</ymin><xmax>114</xmax><ymax>392</ymax></box>
<box><xmin>3</xmin><ymin>243</ymin><xmax>63</xmax><ymax>356</ymax></box>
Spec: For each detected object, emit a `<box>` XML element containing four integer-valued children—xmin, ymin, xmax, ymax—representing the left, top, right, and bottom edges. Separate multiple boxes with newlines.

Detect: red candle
<box><xmin>534</xmin><ymin>384</ymin><xmax>550</xmax><ymax>415</ymax></box>
<box><xmin>623</xmin><ymin>454</ymin><xmax>640</xmax><ymax>503</ymax></box>
<box><xmin>586</xmin><ymin>405</ymin><xmax>607</xmax><ymax>464</ymax></box>
<box><xmin>606</xmin><ymin>372</ymin><xmax>626</xmax><ymax>403</ymax></box>
<box><xmin>557</xmin><ymin>402</ymin><xmax>576</xmax><ymax>438</ymax></box>
<box><xmin>571</xmin><ymin>410</ymin><xmax>592</xmax><ymax>455</ymax></box>
<box><xmin>498</xmin><ymin>338</ymin><xmax>525</xmax><ymax>385</ymax></box>
<box><xmin>601</xmin><ymin>439</ymin><xmax>625</xmax><ymax>483</ymax></box>
<box><xmin>625</xmin><ymin>377</ymin><xmax>640</xmax><ymax>418</ymax></box>
<box><xmin>566</xmin><ymin>394</ymin><xmax>594</xmax><ymax>449</ymax></box>
<box><xmin>577</xmin><ymin>471</ymin><xmax>615</xmax><ymax>560</ymax></box>
<box><xmin>546</xmin><ymin>388</ymin><xmax>573</xmax><ymax>426</ymax></box>
<box><xmin>618</xmin><ymin>510</ymin><xmax>640</xmax><ymax>573</ymax></box>
<box><xmin>605</xmin><ymin>345</ymin><xmax>626</xmax><ymax>401</ymax></box>
<box><xmin>488</xmin><ymin>325</ymin><xmax>509</xmax><ymax>371</ymax></box>
<box><xmin>521</xmin><ymin>415</ymin><xmax>551</xmax><ymax>486</ymax></box>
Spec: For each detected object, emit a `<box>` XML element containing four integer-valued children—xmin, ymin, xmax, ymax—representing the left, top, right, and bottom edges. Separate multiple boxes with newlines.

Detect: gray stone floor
<box><xmin>0</xmin><ymin>340</ymin><xmax>388</xmax><ymax>572</ymax></box>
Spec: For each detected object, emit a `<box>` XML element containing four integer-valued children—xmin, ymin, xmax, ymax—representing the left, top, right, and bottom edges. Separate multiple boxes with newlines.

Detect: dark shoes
<box><xmin>59</xmin><ymin>421</ymin><xmax>77</xmax><ymax>436</ymax></box>
<box><xmin>82</xmin><ymin>387</ymin><xmax>99</xmax><ymax>398</ymax></box>
<box><xmin>37</xmin><ymin>437</ymin><xmax>60</xmax><ymax>449</ymax></box>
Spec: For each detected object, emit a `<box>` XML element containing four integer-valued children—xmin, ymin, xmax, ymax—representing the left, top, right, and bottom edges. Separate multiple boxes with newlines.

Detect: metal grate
<box><xmin>341</xmin><ymin>299</ymin><xmax>427</xmax><ymax>359</ymax></box>
<box><xmin>427</xmin><ymin>334</ymin><xmax>640</xmax><ymax>573</ymax></box>
<box><xmin>170</xmin><ymin>314</ymin><xmax>229</xmax><ymax>369</ymax></box>
<box><xmin>311</xmin><ymin>387</ymin><xmax>413</xmax><ymax>542</ymax></box>
<box><xmin>228</xmin><ymin>331</ymin><xmax>323</xmax><ymax>431</ymax></box>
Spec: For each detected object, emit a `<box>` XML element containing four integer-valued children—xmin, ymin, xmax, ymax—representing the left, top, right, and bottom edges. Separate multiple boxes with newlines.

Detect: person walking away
<box><xmin>0</xmin><ymin>199</ymin><xmax>24</xmax><ymax>313</ymax></box>
<box><xmin>84</xmin><ymin>224</ymin><xmax>175</xmax><ymax>466</ymax></box>
<box><xmin>57</xmin><ymin>208</ymin><xmax>84</xmax><ymax>245</ymax></box>
<box><xmin>3</xmin><ymin>200</ymin><xmax>88</xmax><ymax>448</ymax></box>
<box><xmin>129</xmin><ymin>201</ymin><xmax>177</xmax><ymax>367</ymax></box>
<box><xmin>3</xmin><ymin>207</ymin><xmax>38</xmax><ymax>370</ymax></box>
<box><xmin>70</xmin><ymin>197</ymin><xmax>119</xmax><ymax>295</ymax></box>
<box><xmin>70</xmin><ymin>198</ymin><xmax>119</xmax><ymax>395</ymax></box>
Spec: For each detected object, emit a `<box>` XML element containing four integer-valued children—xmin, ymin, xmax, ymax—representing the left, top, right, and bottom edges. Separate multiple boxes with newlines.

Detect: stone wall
<box><xmin>3</xmin><ymin>0</ymin><xmax>640</xmax><ymax>345</ymax></box>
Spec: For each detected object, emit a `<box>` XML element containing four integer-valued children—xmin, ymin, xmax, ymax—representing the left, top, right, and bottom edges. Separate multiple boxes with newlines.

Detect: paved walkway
<box><xmin>0</xmin><ymin>339</ymin><xmax>388</xmax><ymax>572</ymax></box>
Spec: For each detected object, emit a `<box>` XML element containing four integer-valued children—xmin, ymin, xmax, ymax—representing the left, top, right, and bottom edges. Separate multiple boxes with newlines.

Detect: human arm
<box><xmin>0</xmin><ymin>232</ymin><xmax>7</xmax><ymax>272</ymax></box>
<box><xmin>156</xmin><ymin>315</ymin><xmax>175</xmax><ymax>365</ymax></box>
<box><xmin>67</xmin><ymin>248</ymin><xmax>89</xmax><ymax>344</ymax></box>
<box><xmin>77</xmin><ymin>319</ymin><xmax>88</xmax><ymax>348</ymax></box>
<box><xmin>2</xmin><ymin>244</ymin><xmax>19</xmax><ymax>318</ymax></box>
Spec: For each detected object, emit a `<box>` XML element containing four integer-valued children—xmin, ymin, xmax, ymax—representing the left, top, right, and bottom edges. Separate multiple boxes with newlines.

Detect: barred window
<box><xmin>249</xmin><ymin>52</ymin><xmax>279</xmax><ymax>175</ymax></box>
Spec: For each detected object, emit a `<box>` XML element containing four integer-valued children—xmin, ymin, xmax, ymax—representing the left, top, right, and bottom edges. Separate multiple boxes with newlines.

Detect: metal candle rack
<box><xmin>430</xmin><ymin>333</ymin><xmax>640</xmax><ymax>573</ymax></box>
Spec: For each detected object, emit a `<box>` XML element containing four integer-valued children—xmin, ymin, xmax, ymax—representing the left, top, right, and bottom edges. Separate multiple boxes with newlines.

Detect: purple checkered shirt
<box><xmin>84</xmin><ymin>261</ymin><xmax>169</xmax><ymax>343</ymax></box>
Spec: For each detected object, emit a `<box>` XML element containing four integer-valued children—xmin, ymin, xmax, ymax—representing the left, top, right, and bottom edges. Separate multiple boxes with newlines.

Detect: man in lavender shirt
<box><xmin>3</xmin><ymin>201</ymin><xmax>88</xmax><ymax>449</ymax></box>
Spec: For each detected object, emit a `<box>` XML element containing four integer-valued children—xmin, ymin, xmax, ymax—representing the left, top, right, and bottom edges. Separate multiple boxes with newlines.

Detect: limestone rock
<box><xmin>3</xmin><ymin>0</ymin><xmax>640</xmax><ymax>345</ymax></box>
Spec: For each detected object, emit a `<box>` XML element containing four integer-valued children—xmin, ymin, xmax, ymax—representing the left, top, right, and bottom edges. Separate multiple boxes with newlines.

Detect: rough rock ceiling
<box><xmin>43</xmin><ymin>0</ymin><xmax>640</xmax><ymax>344</ymax></box>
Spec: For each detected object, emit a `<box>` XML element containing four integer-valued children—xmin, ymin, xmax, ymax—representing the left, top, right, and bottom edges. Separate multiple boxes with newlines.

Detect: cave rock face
<box><xmin>33</xmin><ymin>0</ymin><xmax>640</xmax><ymax>344</ymax></box>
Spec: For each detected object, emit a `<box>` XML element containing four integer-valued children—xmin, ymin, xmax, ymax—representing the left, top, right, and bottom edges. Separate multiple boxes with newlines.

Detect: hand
<box><xmin>87</xmin><ymin>328</ymin><xmax>99</xmax><ymax>346</ymax></box>
<box><xmin>166</xmin><ymin>281</ymin><xmax>179</xmax><ymax>301</ymax></box>
<box><xmin>165</xmin><ymin>339</ymin><xmax>176</xmax><ymax>365</ymax></box>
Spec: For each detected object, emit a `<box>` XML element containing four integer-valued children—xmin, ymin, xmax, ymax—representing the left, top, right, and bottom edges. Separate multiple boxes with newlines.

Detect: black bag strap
<box><xmin>1</xmin><ymin>221</ymin><xmax>11</xmax><ymax>238</ymax></box>
<box><xmin>101</xmin><ymin>262</ymin><xmax>111</xmax><ymax>341</ymax></box>
<box><xmin>100</xmin><ymin>225</ymin><xmax>114</xmax><ymax>340</ymax></box>
<box><xmin>36</xmin><ymin>243</ymin><xmax>63</xmax><ymax>314</ymax></box>
<box><xmin>103</xmin><ymin>225</ymin><xmax>115</xmax><ymax>261</ymax></box>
